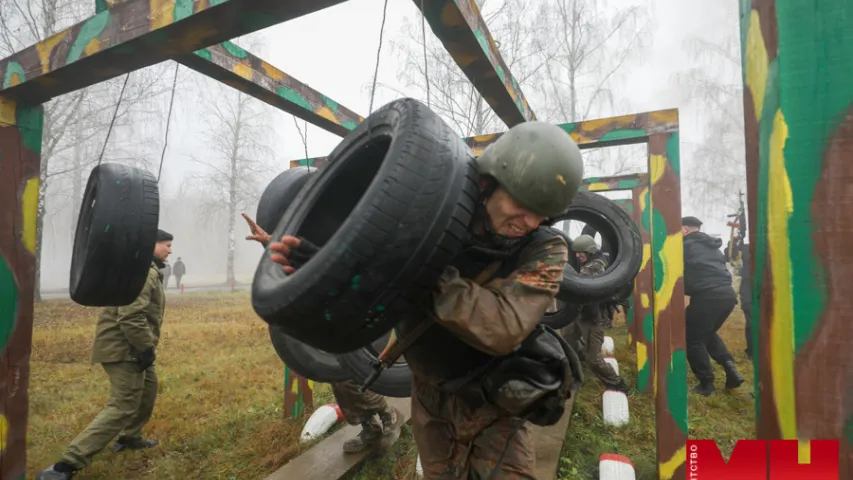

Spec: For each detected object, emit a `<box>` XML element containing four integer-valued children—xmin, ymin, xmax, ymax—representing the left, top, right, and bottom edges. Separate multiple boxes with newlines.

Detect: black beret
<box><xmin>157</xmin><ymin>229</ymin><xmax>173</xmax><ymax>242</ymax></box>
<box><xmin>681</xmin><ymin>216</ymin><xmax>703</xmax><ymax>228</ymax></box>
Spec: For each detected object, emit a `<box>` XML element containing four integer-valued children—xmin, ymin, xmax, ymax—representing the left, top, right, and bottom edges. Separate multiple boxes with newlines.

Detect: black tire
<box><xmin>335</xmin><ymin>331</ymin><xmax>412</xmax><ymax>398</ymax></box>
<box><xmin>256</xmin><ymin>167</ymin><xmax>317</xmax><ymax>233</ymax></box>
<box><xmin>70</xmin><ymin>163</ymin><xmax>159</xmax><ymax>307</ymax></box>
<box><xmin>550</xmin><ymin>191</ymin><xmax>642</xmax><ymax>304</ymax></box>
<box><xmin>252</xmin><ymin>98</ymin><xmax>478</xmax><ymax>353</ymax></box>
<box><xmin>268</xmin><ymin>325</ymin><xmax>352</xmax><ymax>383</ymax></box>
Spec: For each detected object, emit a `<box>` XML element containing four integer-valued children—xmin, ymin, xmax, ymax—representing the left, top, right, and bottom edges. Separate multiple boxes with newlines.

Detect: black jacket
<box><xmin>683</xmin><ymin>232</ymin><xmax>735</xmax><ymax>298</ymax></box>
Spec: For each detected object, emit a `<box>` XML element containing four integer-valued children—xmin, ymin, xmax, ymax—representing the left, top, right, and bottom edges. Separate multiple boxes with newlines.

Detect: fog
<box><xmin>2</xmin><ymin>0</ymin><xmax>746</xmax><ymax>295</ymax></box>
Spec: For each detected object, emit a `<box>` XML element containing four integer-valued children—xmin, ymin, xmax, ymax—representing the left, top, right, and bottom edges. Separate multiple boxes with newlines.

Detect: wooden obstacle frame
<box><xmin>0</xmin><ymin>0</ymin><xmax>701</xmax><ymax>478</ymax></box>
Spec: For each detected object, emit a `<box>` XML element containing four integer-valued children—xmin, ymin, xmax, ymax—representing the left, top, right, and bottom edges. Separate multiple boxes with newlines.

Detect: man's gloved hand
<box><xmin>138</xmin><ymin>348</ymin><xmax>156</xmax><ymax>371</ymax></box>
<box><xmin>288</xmin><ymin>237</ymin><xmax>320</xmax><ymax>269</ymax></box>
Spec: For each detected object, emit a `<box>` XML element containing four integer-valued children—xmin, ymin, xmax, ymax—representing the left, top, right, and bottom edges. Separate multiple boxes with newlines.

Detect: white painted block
<box><xmin>300</xmin><ymin>404</ymin><xmax>343</xmax><ymax>442</ymax></box>
<box><xmin>601</xmin><ymin>336</ymin><xmax>615</xmax><ymax>355</ymax></box>
<box><xmin>599</xmin><ymin>454</ymin><xmax>636</xmax><ymax>480</ymax></box>
<box><xmin>416</xmin><ymin>454</ymin><xmax>423</xmax><ymax>477</ymax></box>
<box><xmin>602</xmin><ymin>390</ymin><xmax>630</xmax><ymax>427</ymax></box>
<box><xmin>603</xmin><ymin>356</ymin><xmax>619</xmax><ymax>375</ymax></box>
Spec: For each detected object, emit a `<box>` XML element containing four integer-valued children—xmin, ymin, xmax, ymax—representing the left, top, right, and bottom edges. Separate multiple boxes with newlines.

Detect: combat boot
<box><xmin>342</xmin><ymin>418</ymin><xmax>383</xmax><ymax>454</ymax></box>
<box><xmin>691</xmin><ymin>381</ymin><xmax>715</xmax><ymax>396</ymax></box>
<box><xmin>36</xmin><ymin>461</ymin><xmax>77</xmax><ymax>480</ymax></box>
<box><xmin>723</xmin><ymin>360</ymin><xmax>745</xmax><ymax>389</ymax></box>
<box><xmin>113</xmin><ymin>436</ymin><xmax>159</xmax><ymax>452</ymax></box>
<box><xmin>377</xmin><ymin>406</ymin><xmax>404</xmax><ymax>450</ymax></box>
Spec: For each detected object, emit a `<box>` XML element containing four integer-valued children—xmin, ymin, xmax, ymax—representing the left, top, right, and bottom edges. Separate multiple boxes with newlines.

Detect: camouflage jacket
<box><xmin>91</xmin><ymin>263</ymin><xmax>165</xmax><ymax>364</ymax></box>
<box><xmin>401</xmin><ymin>228</ymin><xmax>569</xmax><ymax>384</ymax></box>
<box><xmin>578</xmin><ymin>256</ymin><xmax>609</xmax><ymax>327</ymax></box>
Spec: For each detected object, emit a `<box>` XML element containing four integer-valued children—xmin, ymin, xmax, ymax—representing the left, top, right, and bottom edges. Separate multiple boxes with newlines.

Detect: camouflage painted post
<box><xmin>647</xmin><ymin>132</ymin><xmax>687</xmax><ymax>480</ymax></box>
<box><xmin>632</xmin><ymin>185</ymin><xmax>655</xmax><ymax>394</ymax></box>
<box><xmin>0</xmin><ymin>96</ymin><xmax>43</xmax><ymax>479</ymax></box>
<box><xmin>741</xmin><ymin>0</ymin><xmax>853</xmax><ymax>472</ymax></box>
<box><xmin>283</xmin><ymin>366</ymin><xmax>314</xmax><ymax>420</ymax></box>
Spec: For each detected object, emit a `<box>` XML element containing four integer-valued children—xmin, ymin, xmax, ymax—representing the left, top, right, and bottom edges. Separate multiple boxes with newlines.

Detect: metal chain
<box><xmin>157</xmin><ymin>63</ymin><xmax>180</xmax><ymax>182</ymax></box>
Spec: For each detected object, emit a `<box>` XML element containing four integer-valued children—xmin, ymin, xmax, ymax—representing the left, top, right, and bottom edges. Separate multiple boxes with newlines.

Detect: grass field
<box><xmin>27</xmin><ymin>292</ymin><xmax>754</xmax><ymax>479</ymax></box>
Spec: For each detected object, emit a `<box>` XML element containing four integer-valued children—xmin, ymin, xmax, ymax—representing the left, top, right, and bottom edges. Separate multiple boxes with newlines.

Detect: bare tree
<box><xmin>388</xmin><ymin>0</ymin><xmax>549</xmax><ymax>137</ymax></box>
<box><xmin>672</xmin><ymin>9</ymin><xmax>745</xmax><ymax>221</ymax></box>
<box><xmin>188</xmin><ymin>77</ymin><xmax>275</xmax><ymax>284</ymax></box>
<box><xmin>0</xmin><ymin>0</ymin><xmax>170</xmax><ymax>299</ymax></box>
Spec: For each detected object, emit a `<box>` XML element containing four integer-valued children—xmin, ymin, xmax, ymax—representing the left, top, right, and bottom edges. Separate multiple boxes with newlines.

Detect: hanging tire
<box><xmin>335</xmin><ymin>330</ymin><xmax>413</xmax><ymax>398</ymax></box>
<box><xmin>256</xmin><ymin>167</ymin><xmax>317</xmax><ymax>233</ymax></box>
<box><xmin>268</xmin><ymin>325</ymin><xmax>352</xmax><ymax>383</ymax></box>
<box><xmin>69</xmin><ymin>163</ymin><xmax>159</xmax><ymax>307</ymax></box>
<box><xmin>252</xmin><ymin>98</ymin><xmax>478</xmax><ymax>353</ymax></box>
<box><xmin>551</xmin><ymin>191</ymin><xmax>641</xmax><ymax>304</ymax></box>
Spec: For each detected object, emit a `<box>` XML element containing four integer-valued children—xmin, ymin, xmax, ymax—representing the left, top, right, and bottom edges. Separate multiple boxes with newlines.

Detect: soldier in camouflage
<box><xmin>242</xmin><ymin>214</ymin><xmax>403</xmax><ymax>454</ymax></box>
<box><xmin>561</xmin><ymin>235</ymin><xmax>630</xmax><ymax>395</ymax></box>
<box><xmin>38</xmin><ymin>229</ymin><xmax>174</xmax><ymax>480</ymax></box>
<box><xmin>268</xmin><ymin>120</ymin><xmax>585</xmax><ymax>479</ymax></box>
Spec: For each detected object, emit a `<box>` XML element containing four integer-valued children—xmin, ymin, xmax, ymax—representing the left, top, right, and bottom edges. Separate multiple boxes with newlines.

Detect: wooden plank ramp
<box><xmin>265</xmin><ymin>397</ymin><xmax>411</xmax><ymax>480</ymax></box>
<box><xmin>266</xmin><ymin>396</ymin><xmax>574</xmax><ymax>480</ymax></box>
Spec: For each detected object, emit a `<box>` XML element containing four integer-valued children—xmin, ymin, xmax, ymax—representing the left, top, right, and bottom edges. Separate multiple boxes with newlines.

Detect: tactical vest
<box><xmin>399</xmin><ymin>227</ymin><xmax>561</xmax><ymax>385</ymax></box>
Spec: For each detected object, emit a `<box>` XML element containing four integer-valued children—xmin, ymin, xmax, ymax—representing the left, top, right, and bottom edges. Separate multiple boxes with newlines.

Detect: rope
<box><xmin>157</xmin><ymin>63</ymin><xmax>180</xmax><ymax>182</ymax></box>
<box><xmin>368</xmin><ymin>0</ymin><xmax>390</xmax><ymax>116</ymax></box>
<box><xmin>292</xmin><ymin>116</ymin><xmax>310</xmax><ymax>173</ymax></box>
<box><xmin>420</xmin><ymin>0</ymin><xmax>431</xmax><ymax>107</ymax></box>
<box><xmin>96</xmin><ymin>73</ymin><xmax>130</xmax><ymax>167</ymax></box>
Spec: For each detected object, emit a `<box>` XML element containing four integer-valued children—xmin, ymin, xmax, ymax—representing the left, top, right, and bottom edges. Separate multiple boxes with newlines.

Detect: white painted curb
<box><xmin>300</xmin><ymin>404</ymin><xmax>344</xmax><ymax>442</ymax></box>
<box><xmin>599</xmin><ymin>454</ymin><xmax>635</xmax><ymax>479</ymax></box>
<box><xmin>415</xmin><ymin>454</ymin><xmax>424</xmax><ymax>477</ymax></box>
<box><xmin>602</xmin><ymin>390</ymin><xmax>630</xmax><ymax>427</ymax></box>
<box><xmin>600</xmin><ymin>336</ymin><xmax>615</xmax><ymax>356</ymax></box>
<box><xmin>603</xmin><ymin>356</ymin><xmax>619</xmax><ymax>375</ymax></box>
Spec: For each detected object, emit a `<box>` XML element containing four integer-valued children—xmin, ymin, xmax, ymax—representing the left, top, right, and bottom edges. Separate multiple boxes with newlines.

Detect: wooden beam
<box><xmin>289</xmin><ymin>109</ymin><xmax>678</xmax><ymax>169</ymax></box>
<box><xmin>581</xmin><ymin>173</ymin><xmax>649</xmax><ymax>192</ymax></box>
<box><xmin>0</xmin><ymin>0</ymin><xmax>348</xmax><ymax>104</ymax></box>
<box><xmin>416</xmin><ymin>0</ymin><xmax>536</xmax><ymax>127</ymax></box>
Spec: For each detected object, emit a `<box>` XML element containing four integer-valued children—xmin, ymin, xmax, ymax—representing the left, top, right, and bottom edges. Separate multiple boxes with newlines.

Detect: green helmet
<box><xmin>571</xmin><ymin>234</ymin><xmax>599</xmax><ymax>254</ymax></box>
<box><xmin>474</xmin><ymin>121</ymin><xmax>584</xmax><ymax>218</ymax></box>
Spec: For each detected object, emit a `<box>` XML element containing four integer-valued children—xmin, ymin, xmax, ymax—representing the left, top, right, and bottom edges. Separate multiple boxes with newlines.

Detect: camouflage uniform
<box><xmin>561</xmin><ymin>256</ymin><xmax>625</xmax><ymax>390</ymax></box>
<box><xmin>330</xmin><ymin>380</ymin><xmax>402</xmax><ymax>453</ymax></box>
<box><xmin>63</xmin><ymin>263</ymin><xmax>165</xmax><ymax>469</ymax></box>
<box><xmin>402</xmin><ymin>233</ymin><xmax>569</xmax><ymax>479</ymax></box>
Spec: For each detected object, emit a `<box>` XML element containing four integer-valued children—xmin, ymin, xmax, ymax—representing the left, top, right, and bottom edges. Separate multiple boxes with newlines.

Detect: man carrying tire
<box><xmin>562</xmin><ymin>235</ymin><xmax>630</xmax><ymax>395</ymax></box>
<box><xmin>681</xmin><ymin>216</ymin><xmax>745</xmax><ymax>396</ymax></box>
<box><xmin>266</xmin><ymin>121</ymin><xmax>583</xmax><ymax>479</ymax></box>
<box><xmin>38</xmin><ymin>229</ymin><xmax>173</xmax><ymax>480</ymax></box>
<box><xmin>242</xmin><ymin>214</ymin><xmax>403</xmax><ymax>455</ymax></box>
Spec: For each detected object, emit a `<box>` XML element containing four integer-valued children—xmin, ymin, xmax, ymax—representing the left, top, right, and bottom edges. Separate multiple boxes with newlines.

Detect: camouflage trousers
<box><xmin>562</xmin><ymin>320</ymin><xmax>621</xmax><ymax>388</ymax></box>
<box><xmin>331</xmin><ymin>380</ymin><xmax>390</xmax><ymax>426</ymax></box>
<box><xmin>411</xmin><ymin>375</ymin><xmax>535</xmax><ymax>479</ymax></box>
<box><xmin>62</xmin><ymin>362</ymin><xmax>158</xmax><ymax>468</ymax></box>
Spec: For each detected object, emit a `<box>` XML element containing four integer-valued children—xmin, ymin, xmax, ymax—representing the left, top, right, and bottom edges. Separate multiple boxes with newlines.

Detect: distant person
<box><xmin>161</xmin><ymin>260</ymin><xmax>171</xmax><ymax>289</ymax></box>
<box><xmin>37</xmin><ymin>229</ymin><xmax>174</xmax><ymax>480</ymax></box>
<box><xmin>682</xmin><ymin>216</ymin><xmax>744</xmax><ymax>396</ymax></box>
<box><xmin>241</xmin><ymin>213</ymin><xmax>402</xmax><ymax>453</ymax></box>
<box><xmin>172</xmin><ymin>257</ymin><xmax>186</xmax><ymax>289</ymax></box>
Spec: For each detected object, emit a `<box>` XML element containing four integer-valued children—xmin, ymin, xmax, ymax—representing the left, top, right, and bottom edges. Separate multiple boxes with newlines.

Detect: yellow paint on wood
<box><xmin>578</xmin><ymin>117</ymin><xmax>628</xmax><ymax>134</ymax></box>
<box><xmin>261</xmin><ymin>62</ymin><xmax>286</xmax><ymax>81</ymax></box>
<box><xmin>745</xmin><ymin>11</ymin><xmax>769</xmax><ymax>121</ymax></box>
<box><xmin>150</xmin><ymin>0</ymin><xmax>174</xmax><ymax>30</ymax></box>
<box><xmin>35</xmin><ymin>31</ymin><xmax>69</xmax><ymax>74</ymax></box>
<box><xmin>641</xmin><ymin>293</ymin><xmax>650</xmax><ymax>309</ymax></box>
<box><xmin>654</xmin><ymin>233</ymin><xmax>684</xmax><ymax>314</ymax></box>
<box><xmin>316</xmin><ymin>107</ymin><xmax>340</xmax><ymax>124</ymax></box>
<box><xmin>22</xmin><ymin>177</ymin><xmax>39</xmax><ymax>254</ymax></box>
<box><xmin>84</xmin><ymin>38</ymin><xmax>102</xmax><ymax>57</ymax></box>
<box><xmin>0</xmin><ymin>414</ymin><xmax>7</xmax><ymax>451</ymax></box>
<box><xmin>637</xmin><ymin>342</ymin><xmax>647</xmax><ymax>371</ymax></box>
<box><xmin>639</xmin><ymin>186</ymin><xmax>649</xmax><ymax>213</ymax></box>
<box><xmin>767</xmin><ymin>109</ymin><xmax>796</xmax><ymax>440</ymax></box>
<box><xmin>659</xmin><ymin>446</ymin><xmax>686</xmax><ymax>480</ymax></box>
<box><xmin>586</xmin><ymin>182</ymin><xmax>610</xmax><ymax>191</ymax></box>
<box><xmin>647</xmin><ymin>109</ymin><xmax>678</xmax><ymax>125</ymax></box>
<box><xmin>798</xmin><ymin>440</ymin><xmax>811</xmax><ymax>464</ymax></box>
<box><xmin>0</xmin><ymin>98</ymin><xmax>16</xmax><ymax>126</ymax></box>
<box><xmin>649</xmin><ymin>154</ymin><xmax>666</xmax><ymax>184</ymax></box>
<box><xmin>641</xmin><ymin>243</ymin><xmax>651</xmax><ymax>273</ymax></box>
<box><xmin>232</xmin><ymin>62</ymin><xmax>253</xmax><ymax>81</ymax></box>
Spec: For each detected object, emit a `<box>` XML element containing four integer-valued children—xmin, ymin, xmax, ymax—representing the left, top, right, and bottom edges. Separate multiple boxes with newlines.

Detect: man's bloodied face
<box><xmin>484</xmin><ymin>187</ymin><xmax>547</xmax><ymax>238</ymax></box>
